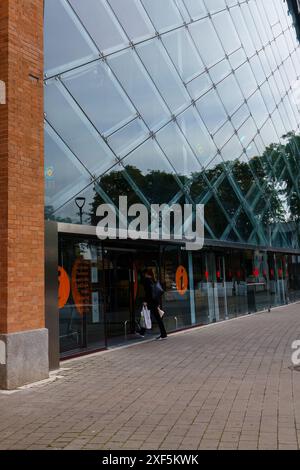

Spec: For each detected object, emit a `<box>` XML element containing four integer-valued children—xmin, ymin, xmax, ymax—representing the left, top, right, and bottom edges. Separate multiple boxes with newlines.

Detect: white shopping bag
<box><xmin>158</xmin><ymin>306</ymin><xmax>165</xmax><ymax>318</ymax></box>
<box><xmin>141</xmin><ymin>305</ymin><xmax>152</xmax><ymax>330</ymax></box>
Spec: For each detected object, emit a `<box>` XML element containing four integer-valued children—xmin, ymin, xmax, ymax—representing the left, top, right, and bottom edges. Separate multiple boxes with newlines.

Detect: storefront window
<box><xmin>57</xmin><ymin>234</ymin><xmax>299</xmax><ymax>357</ymax></box>
<box><xmin>161</xmin><ymin>246</ymin><xmax>191</xmax><ymax>331</ymax></box>
<box><xmin>192</xmin><ymin>251</ymin><xmax>210</xmax><ymax>325</ymax></box>
<box><xmin>59</xmin><ymin>237</ymin><xmax>106</xmax><ymax>356</ymax></box>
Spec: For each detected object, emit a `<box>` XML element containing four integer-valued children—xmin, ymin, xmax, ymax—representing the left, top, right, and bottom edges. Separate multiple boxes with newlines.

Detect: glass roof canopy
<box><xmin>44</xmin><ymin>0</ymin><xmax>300</xmax><ymax>250</ymax></box>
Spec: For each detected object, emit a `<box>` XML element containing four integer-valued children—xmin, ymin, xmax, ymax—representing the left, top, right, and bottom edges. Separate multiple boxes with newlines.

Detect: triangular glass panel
<box><xmin>188</xmin><ymin>172</ymin><xmax>210</xmax><ymax>204</ymax></box>
<box><xmin>45</xmin><ymin>124</ymin><xmax>92</xmax><ymax>212</ymax></box>
<box><xmin>97</xmin><ymin>165</ymin><xmax>146</xmax><ymax>207</ymax></box>
<box><xmin>122</xmin><ymin>138</ymin><xmax>183</xmax><ymax>204</ymax></box>
<box><xmin>205</xmin><ymin>195</ymin><xmax>229</xmax><ymax>239</ymax></box>
<box><xmin>216</xmin><ymin>177</ymin><xmax>241</xmax><ymax>218</ymax></box>
<box><xmin>235</xmin><ymin>209</ymin><xmax>255</xmax><ymax>242</ymax></box>
<box><xmin>226</xmin><ymin>229</ymin><xmax>239</xmax><ymax>242</ymax></box>
<box><xmin>49</xmin><ymin>183</ymin><xmax>106</xmax><ymax>226</ymax></box>
<box><xmin>229</xmin><ymin>159</ymin><xmax>254</xmax><ymax>198</ymax></box>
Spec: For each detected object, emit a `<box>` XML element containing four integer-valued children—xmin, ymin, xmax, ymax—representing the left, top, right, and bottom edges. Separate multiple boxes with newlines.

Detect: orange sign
<box><xmin>176</xmin><ymin>265</ymin><xmax>188</xmax><ymax>296</ymax></box>
<box><xmin>58</xmin><ymin>266</ymin><xmax>70</xmax><ymax>309</ymax></box>
<box><xmin>71</xmin><ymin>258</ymin><xmax>91</xmax><ymax>316</ymax></box>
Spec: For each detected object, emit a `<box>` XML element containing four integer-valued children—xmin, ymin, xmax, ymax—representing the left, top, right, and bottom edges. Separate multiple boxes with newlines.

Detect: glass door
<box><xmin>132</xmin><ymin>248</ymin><xmax>160</xmax><ymax>336</ymax></box>
<box><xmin>276</xmin><ymin>254</ymin><xmax>288</xmax><ymax>306</ymax></box>
<box><xmin>268</xmin><ymin>253</ymin><xmax>287</xmax><ymax>307</ymax></box>
<box><xmin>205</xmin><ymin>252</ymin><xmax>228</xmax><ymax>323</ymax></box>
<box><xmin>59</xmin><ymin>237</ymin><xmax>106</xmax><ymax>357</ymax></box>
<box><xmin>102</xmin><ymin>249</ymin><xmax>135</xmax><ymax>345</ymax></box>
<box><xmin>160</xmin><ymin>246</ymin><xmax>191</xmax><ymax>331</ymax></box>
<box><xmin>193</xmin><ymin>251</ymin><xmax>210</xmax><ymax>325</ymax></box>
<box><xmin>225</xmin><ymin>250</ymin><xmax>248</xmax><ymax>318</ymax></box>
<box><xmin>288</xmin><ymin>255</ymin><xmax>300</xmax><ymax>302</ymax></box>
<box><xmin>102</xmin><ymin>244</ymin><xmax>161</xmax><ymax>344</ymax></box>
<box><xmin>215</xmin><ymin>254</ymin><xmax>228</xmax><ymax>321</ymax></box>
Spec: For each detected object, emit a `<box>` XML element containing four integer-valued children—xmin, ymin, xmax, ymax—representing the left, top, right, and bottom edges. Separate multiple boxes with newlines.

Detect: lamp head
<box><xmin>75</xmin><ymin>197</ymin><xmax>86</xmax><ymax>210</ymax></box>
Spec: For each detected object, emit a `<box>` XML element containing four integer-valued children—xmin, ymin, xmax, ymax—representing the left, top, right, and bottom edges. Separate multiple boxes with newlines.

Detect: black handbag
<box><xmin>152</xmin><ymin>281</ymin><xmax>164</xmax><ymax>301</ymax></box>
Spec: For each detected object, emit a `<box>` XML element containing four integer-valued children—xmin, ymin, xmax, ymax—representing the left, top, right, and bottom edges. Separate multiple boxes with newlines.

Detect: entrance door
<box><xmin>103</xmin><ymin>246</ymin><xmax>161</xmax><ymax>344</ymax></box>
<box><xmin>59</xmin><ymin>237</ymin><xmax>106</xmax><ymax>357</ymax></box>
<box><xmin>102</xmin><ymin>249</ymin><xmax>135</xmax><ymax>344</ymax></box>
<box><xmin>206</xmin><ymin>252</ymin><xmax>228</xmax><ymax>322</ymax></box>
<box><xmin>275</xmin><ymin>254</ymin><xmax>288</xmax><ymax>305</ymax></box>
<box><xmin>215</xmin><ymin>254</ymin><xmax>228</xmax><ymax>321</ymax></box>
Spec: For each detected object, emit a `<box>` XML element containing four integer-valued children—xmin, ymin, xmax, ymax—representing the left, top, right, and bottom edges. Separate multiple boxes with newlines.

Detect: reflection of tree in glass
<box><xmin>45</xmin><ymin>205</ymin><xmax>72</xmax><ymax>223</ymax></box>
<box><xmin>45</xmin><ymin>132</ymin><xmax>300</xmax><ymax>248</ymax></box>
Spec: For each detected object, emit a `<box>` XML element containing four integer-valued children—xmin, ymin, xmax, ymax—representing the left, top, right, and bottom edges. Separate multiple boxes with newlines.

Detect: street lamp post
<box><xmin>75</xmin><ymin>197</ymin><xmax>86</xmax><ymax>225</ymax></box>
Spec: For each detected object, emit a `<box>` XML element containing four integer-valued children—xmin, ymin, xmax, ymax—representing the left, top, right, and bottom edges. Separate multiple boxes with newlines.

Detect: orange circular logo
<box><xmin>176</xmin><ymin>265</ymin><xmax>188</xmax><ymax>296</ymax></box>
<box><xmin>58</xmin><ymin>266</ymin><xmax>70</xmax><ymax>309</ymax></box>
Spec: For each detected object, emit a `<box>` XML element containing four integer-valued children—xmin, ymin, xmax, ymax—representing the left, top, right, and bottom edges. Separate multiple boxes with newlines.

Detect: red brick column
<box><xmin>0</xmin><ymin>0</ymin><xmax>48</xmax><ymax>389</ymax></box>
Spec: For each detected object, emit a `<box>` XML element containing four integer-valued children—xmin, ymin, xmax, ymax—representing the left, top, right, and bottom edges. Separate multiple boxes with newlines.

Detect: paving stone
<box><xmin>1</xmin><ymin>304</ymin><xmax>300</xmax><ymax>450</ymax></box>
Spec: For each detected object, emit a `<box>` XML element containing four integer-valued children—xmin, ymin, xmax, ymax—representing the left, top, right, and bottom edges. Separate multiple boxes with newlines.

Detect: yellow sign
<box><xmin>176</xmin><ymin>266</ymin><xmax>188</xmax><ymax>296</ymax></box>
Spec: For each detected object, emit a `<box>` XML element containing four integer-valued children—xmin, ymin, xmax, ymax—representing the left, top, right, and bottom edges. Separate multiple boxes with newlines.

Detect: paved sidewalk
<box><xmin>1</xmin><ymin>304</ymin><xmax>300</xmax><ymax>450</ymax></box>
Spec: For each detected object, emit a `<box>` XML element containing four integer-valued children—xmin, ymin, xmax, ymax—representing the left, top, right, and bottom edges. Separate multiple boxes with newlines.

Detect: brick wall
<box><xmin>0</xmin><ymin>0</ymin><xmax>44</xmax><ymax>334</ymax></box>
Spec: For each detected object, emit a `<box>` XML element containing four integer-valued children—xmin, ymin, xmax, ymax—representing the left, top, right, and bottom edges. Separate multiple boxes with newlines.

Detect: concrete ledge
<box><xmin>0</xmin><ymin>329</ymin><xmax>49</xmax><ymax>390</ymax></box>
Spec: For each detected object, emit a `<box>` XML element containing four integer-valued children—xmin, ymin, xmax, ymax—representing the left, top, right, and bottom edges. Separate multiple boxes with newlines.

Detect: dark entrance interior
<box><xmin>103</xmin><ymin>245</ymin><xmax>161</xmax><ymax>346</ymax></box>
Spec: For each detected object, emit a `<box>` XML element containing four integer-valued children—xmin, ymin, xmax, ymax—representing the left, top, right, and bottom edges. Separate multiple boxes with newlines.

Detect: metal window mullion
<box><xmin>104</xmin><ymin>114</ymin><xmax>140</xmax><ymax>140</ymax></box>
<box><xmin>242</xmin><ymin>149</ymin><xmax>272</xmax><ymax>198</ymax></box>
<box><xmin>51</xmin><ymin>180</ymin><xmax>94</xmax><ymax>217</ymax></box>
<box><xmin>206</xmin><ymin>171</ymin><xmax>245</xmax><ymax>236</ymax></box>
<box><xmin>64</xmin><ymin>0</ymin><xmax>161</xmax><ymax>140</ymax></box>
<box><xmin>279</xmin><ymin>151</ymin><xmax>300</xmax><ymax>202</ymax></box>
<box><xmin>154</xmin><ymin>19</ymin><xmax>246</xmax><ymax>142</ymax></box>
<box><xmin>227</xmin><ymin>170</ymin><xmax>268</xmax><ymax>244</ymax></box>
<box><xmin>57</xmin><ymin>77</ymin><xmax>123</xmax><ymax>164</ymax></box>
<box><xmin>274</xmin><ymin>60</ymin><xmax>300</xmax><ymax>131</ymax></box>
<box><xmin>238</xmin><ymin>3</ymin><xmax>293</xmax><ymax>126</ymax></box>
<box><xmin>212</xmin><ymin>190</ymin><xmax>245</xmax><ymax>243</ymax></box>
<box><xmin>119</xmin><ymin>165</ymin><xmax>152</xmax><ymax>210</ymax></box>
<box><xmin>208</xmin><ymin>5</ymin><xmax>257</xmax><ymax>110</ymax></box>
<box><xmin>44</xmin><ymin>0</ymin><xmax>250</xmax><ymax>82</ymax></box>
<box><xmin>256</xmin><ymin>1</ymin><xmax>300</xmax><ymax>128</ymax></box>
<box><xmin>217</xmin><ymin>172</ymin><xmax>255</xmax><ymax>242</ymax></box>
<box><xmin>202</xmin><ymin>0</ymin><xmax>230</xmax><ymax>17</ymax></box>
<box><xmin>182</xmin><ymin>23</ymin><xmax>231</xmax><ymax>135</ymax></box>
<box><xmin>44</xmin><ymin>118</ymin><xmax>94</xmax><ymax>179</ymax></box>
<box><xmin>138</xmin><ymin>10</ymin><xmax>222</xmax><ymax>167</ymax></box>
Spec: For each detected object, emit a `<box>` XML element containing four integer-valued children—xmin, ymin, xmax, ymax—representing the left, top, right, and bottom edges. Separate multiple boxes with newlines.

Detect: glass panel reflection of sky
<box><xmin>44</xmin><ymin>81</ymin><xmax>116</xmax><ymax>176</ymax></box>
<box><xmin>44</xmin><ymin>0</ymin><xmax>300</xmax><ymax>249</ymax></box>
<box><xmin>63</xmin><ymin>62</ymin><xmax>136</xmax><ymax>136</ymax></box>
<box><xmin>45</xmin><ymin>124</ymin><xmax>91</xmax><ymax>211</ymax></box>
<box><xmin>176</xmin><ymin>107</ymin><xmax>217</xmax><ymax>167</ymax></box>
<box><xmin>44</xmin><ymin>0</ymin><xmax>97</xmax><ymax>77</ymax></box>
<box><xmin>107</xmin><ymin>117</ymin><xmax>149</xmax><ymax>158</ymax></box>
<box><xmin>108</xmin><ymin>48</ymin><xmax>170</xmax><ymax>130</ymax></box>
<box><xmin>162</xmin><ymin>28</ymin><xmax>204</xmax><ymax>83</ymax></box>
<box><xmin>69</xmin><ymin>0</ymin><xmax>127</xmax><ymax>55</ymax></box>
<box><xmin>156</xmin><ymin>121</ymin><xmax>202</xmax><ymax>176</ymax></box>
<box><xmin>137</xmin><ymin>40</ymin><xmax>190</xmax><ymax>114</ymax></box>
<box><xmin>141</xmin><ymin>0</ymin><xmax>183</xmax><ymax>33</ymax></box>
<box><xmin>189</xmin><ymin>18</ymin><xmax>224</xmax><ymax>67</ymax></box>
<box><xmin>108</xmin><ymin>0</ymin><xmax>155</xmax><ymax>42</ymax></box>
<box><xmin>182</xmin><ymin>0</ymin><xmax>206</xmax><ymax>20</ymax></box>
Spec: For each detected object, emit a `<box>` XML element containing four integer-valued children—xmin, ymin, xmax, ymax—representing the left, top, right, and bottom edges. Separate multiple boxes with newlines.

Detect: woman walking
<box><xmin>141</xmin><ymin>268</ymin><xmax>167</xmax><ymax>340</ymax></box>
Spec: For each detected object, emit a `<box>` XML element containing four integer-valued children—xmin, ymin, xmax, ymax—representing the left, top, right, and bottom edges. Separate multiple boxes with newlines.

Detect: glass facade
<box><xmin>45</xmin><ymin>0</ymin><xmax>300</xmax><ymax>356</ymax></box>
